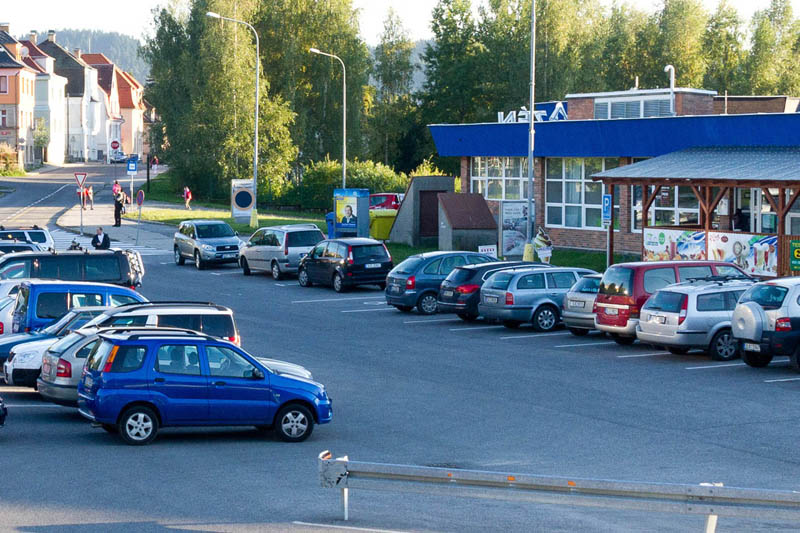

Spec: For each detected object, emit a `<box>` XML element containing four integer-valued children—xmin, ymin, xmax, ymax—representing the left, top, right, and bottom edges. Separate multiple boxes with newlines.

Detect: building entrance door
<box><xmin>419</xmin><ymin>191</ymin><xmax>443</xmax><ymax>237</ymax></box>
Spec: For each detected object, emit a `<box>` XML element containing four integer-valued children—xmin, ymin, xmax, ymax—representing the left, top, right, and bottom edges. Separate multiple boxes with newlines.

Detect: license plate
<box><xmin>442</xmin><ymin>290</ymin><xmax>454</xmax><ymax>298</ymax></box>
<box><xmin>84</xmin><ymin>376</ymin><xmax>93</xmax><ymax>388</ymax></box>
<box><xmin>366</xmin><ymin>263</ymin><xmax>381</xmax><ymax>269</ymax></box>
<box><xmin>569</xmin><ymin>300</ymin><xmax>584</xmax><ymax>308</ymax></box>
<box><xmin>744</xmin><ymin>343</ymin><xmax>760</xmax><ymax>352</ymax></box>
<box><xmin>391</xmin><ymin>285</ymin><xmax>401</xmax><ymax>293</ymax></box>
<box><xmin>485</xmin><ymin>296</ymin><xmax>498</xmax><ymax>304</ymax></box>
<box><xmin>605</xmin><ymin>307</ymin><xmax>618</xmax><ymax>315</ymax></box>
<box><xmin>224</xmin><ymin>253</ymin><xmax>236</xmax><ymax>258</ymax></box>
<box><xmin>651</xmin><ymin>315</ymin><xmax>665</xmax><ymax>324</ymax></box>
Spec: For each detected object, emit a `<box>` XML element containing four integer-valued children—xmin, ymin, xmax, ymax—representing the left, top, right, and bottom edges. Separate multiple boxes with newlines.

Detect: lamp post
<box><xmin>523</xmin><ymin>0</ymin><xmax>537</xmax><ymax>262</ymax></box>
<box><xmin>207</xmin><ymin>11</ymin><xmax>260</xmax><ymax>228</ymax></box>
<box><xmin>309</xmin><ymin>47</ymin><xmax>346</xmax><ymax>189</ymax></box>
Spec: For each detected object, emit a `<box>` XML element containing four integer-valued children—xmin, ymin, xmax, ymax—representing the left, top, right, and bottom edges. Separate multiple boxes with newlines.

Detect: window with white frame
<box><xmin>0</xmin><ymin>110</ymin><xmax>6</xmax><ymax>127</ymax></box>
<box><xmin>0</xmin><ymin>76</ymin><xmax>7</xmax><ymax>94</ymax></box>
<box><xmin>545</xmin><ymin>158</ymin><xmax>621</xmax><ymax>229</ymax></box>
<box><xmin>631</xmin><ymin>185</ymin><xmax>700</xmax><ymax>232</ymax></box>
<box><xmin>470</xmin><ymin>156</ymin><xmax>529</xmax><ymax>201</ymax></box>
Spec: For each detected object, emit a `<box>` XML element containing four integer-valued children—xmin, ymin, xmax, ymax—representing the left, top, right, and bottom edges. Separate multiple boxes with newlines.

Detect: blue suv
<box><xmin>78</xmin><ymin>329</ymin><xmax>332</xmax><ymax>445</ymax></box>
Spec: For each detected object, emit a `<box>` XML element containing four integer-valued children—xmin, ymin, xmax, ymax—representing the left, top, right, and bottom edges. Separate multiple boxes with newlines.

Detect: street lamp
<box><xmin>523</xmin><ymin>1</ymin><xmax>537</xmax><ymax>262</ymax></box>
<box><xmin>309</xmin><ymin>47</ymin><xmax>347</xmax><ymax>189</ymax></box>
<box><xmin>207</xmin><ymin>10</ymin><xmax>260</xmax><ymax>228</ymax></box>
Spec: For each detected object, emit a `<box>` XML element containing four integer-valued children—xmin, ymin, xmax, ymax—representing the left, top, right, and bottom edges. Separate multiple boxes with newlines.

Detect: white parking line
<box><xmin>275</xmin><ymin>283</ymin><xmax>289</xmax><ymax>287</ymax></box>
<box><xmin>499</xmin><ymin>331</ymin><xmax>571</xmax><ymax>340</ymax></box>
<box><xmin>449</xmin><ymin>325</ymin><xmax>505</xmax><ymax>331</ymax></box>
<box><xmin>685</xmin><ymin>362</ymin><xmax>747</xmax><ymax>370</ymax></box>
<box><xmin>617</xmin><ymin>352</ymin><xmax>670</xmax><ymax>358</ymax></box>
<box><xmin>403</xmin><ymin>318</ymin><xmax>461</xmax><ymax>324</ymax></box>
<box><xmin>341</xmin><ymin>308</ymin><xmax>396</xmax><ymax>314</ymax></box>
<box><xmin>764</xmin><ymin>377</ymin><xmax>800</xmax><ymax>383</ymax></box>
<box><xmin>5</xmin><ymin>404</ymin><xmax>66</xmax><ymax>408</ymax></box>
<box><xmin>554</xmin><ymin>341</ymin><xmax>616</xmax><ymax>348</ymax></box>
<box><xmin>292</xmin><ymin>521</ymin><xmax>411</xmax><ymax>533</ymax></box>
<box><xmin>293</xmin><ymin>296</ymin><xmax>385</xmax><ymax>304</ymax></box>
<box><xmin>209</xmin><ymin>271</ymin><xmax>241</xmax><ymax>276</ymax></box>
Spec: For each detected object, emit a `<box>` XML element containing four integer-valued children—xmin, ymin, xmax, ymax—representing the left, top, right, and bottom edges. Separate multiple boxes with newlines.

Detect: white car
<box><xmin>0</xmin><ymin>296</ymin><xmax>14</xmax><ymax>336</ymax></box>
<box><xmin>3</xmin><ymin>337</ymin><xmax>57</xmax><ymax>388</ymax></box>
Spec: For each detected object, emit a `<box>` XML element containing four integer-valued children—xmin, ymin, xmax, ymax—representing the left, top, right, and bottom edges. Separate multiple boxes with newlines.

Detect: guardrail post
<box><xmin>701</xmin><ymin>482</ymin><xmax>723</xmax><ymax>533</ymax></box>
<box><xmin>341</xmin><ymin>455</ymin><xmax>350</xmax><ymax>520</ymax></box>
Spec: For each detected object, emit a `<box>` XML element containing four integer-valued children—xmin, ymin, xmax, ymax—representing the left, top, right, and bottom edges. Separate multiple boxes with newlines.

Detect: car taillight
<box><xmin>776</xmin><ymin>318</ymin><xmax>792</xmax><ymax>331</ymax></box>
<box><xmin>505</xmin><ymin>292</ymin><xmax>514</xmax><ymax>305</ymax></box>
<box><xmin>382</xmin><ymin>244</ymin><xmax>392</xmax><ymax>262</ymax></box>
<box><xmin>678</xmin><ymin>295</ymin><xmax>688</xmax><ymax>325</ymax></box>
<box><xmin>284</xmin><ymin>238</ymin><xmax>289</xmax><ymax>256</ymax></box>
<box><xmin>456</xmin><ymin>284</ymin><xmax>480</xmax><ymax>294</ymax></box>
<box><xmin>347</xmin><ymin>246</ymin><xmax>354</xmax><ymax>265</ymax></box>
<box><xmin>406</xmin><ymin>276</ymin><xmax>416</xmax><ymax>289</ymax></box>
<box><xmin>629</xmin><ymin>306</ymin><xmax>640</xmax><ymax>319</ymax></box>
<box><xmin>227</xmin><ymin>334</ymin><xmax>241</xmax><ymax>346</ymax></box>
<box><xmin>57</xmin><ymin>359</ymin><xmax>72</xmax><ymax>378</ymax></box>
<box><xmin>592</xmin><ymin>302</ymin><xmax>598</xmax><ymax>313</ymax></box>
<box><xmin>0</xmin><ymin>322</ymin><xmax>4</xmax><ymax>334</ymax></box>
<box><xmin>102</xmin><ymin>346</ymin><xmax>119</xmax><ymax>373</ymax></box>
<box><xmin>24</xmin><ymin>327</ymin><xmax>30</xmax><ymax>333</ymax></box>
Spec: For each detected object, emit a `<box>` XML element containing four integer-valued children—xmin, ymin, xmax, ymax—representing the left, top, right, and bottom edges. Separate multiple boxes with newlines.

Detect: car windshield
<box><xmin>445</xmin><ymin>267</ymin><xmax>473</xmax><ymax>284</ymax></box>
<box><xmin>47</xmin><ymin>332</ymin><xmax>86</xmax><ymax>355</ymax></box>
<box><xmin>287</xmin><ymin>230</ymin><xmax>323</xmax><ymax>247</ymax></box>
<box><xmin>195</xmin><ymin>223</ymin><xmax>235</xmax><ymax>239</ymax></box>
<box><xmin>740</xmin><ymin>284</ymin><xmax>789</xmax><ymax>310</ymax></box>
<box><xmin>487</xmin><ymin>272</ymin><xmax>514</xmax><ymax>290</ymax></box>
<box><xmin>599</xmin><ymin>266</ymin><xmax>634</xmax><ymax>297</ymax></box>
<box><xmin>394</xmin><ymin>257</ymin><xmax>424</xmax><ymax>274</ymax></box>
<box><xmin>643</xmin><ymin>290</ymin><xmax>685</xmax><ymax>312</ymax></box>
<box><xmin>352</xmin><ymin>244</ymin><xmax>388</xmax><ymax>260</ymax></box>
<box><xmin>573</xmin><ymin>276</ymin><xmax>600</xmax><ymax>294</ymax></box>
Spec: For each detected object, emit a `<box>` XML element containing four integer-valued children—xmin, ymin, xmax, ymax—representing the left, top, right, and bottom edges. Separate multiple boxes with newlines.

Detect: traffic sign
<box><xmin>791</xmin><ymin>240</ymin><xmax>800</xmax><ymax>271</ymax></box>
<box><xmin>111</xmin><ymin>140</ymin><xmax>120</xmax><ymax>150</ymax></box>
<box><xmin>136</xmin><ymin>190</ymin><xmax>145</xmax><ymax>206</ymax></box>
<box><xmin>127</xmin><ymin>160</ymin><xmax>137</xmax><ymax>175</ymax></box>
<box><xmin>602</xmin><ymin>193</ymin><xmax>612</xmax><ymax>227</ymax></box>
<box><xmin>74</xmin><ymin>172</ymin><xmax>87</xmax><ymax>188</ymax></box>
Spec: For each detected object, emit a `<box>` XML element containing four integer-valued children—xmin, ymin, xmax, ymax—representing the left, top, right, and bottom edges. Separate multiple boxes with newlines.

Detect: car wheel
<box><xmin>333</xmin><ymin>273</ymin><xmax>346</xmax><ymax>293</ymax></box>
<box><xmin>503</xmin><ymin>320</ymin><xmax>521</xmax><ymax>329</ymax></box>
<box><xmin>118</xmin><ymin>405</ymin><xmax>159</xmax><ymax>445</ymax></box>
<box><xmin>241</xmin><ymin>257</ymin><xmax>251</xmax><ymax>276</ymax></box>
<box><xmin>378</xmin><ymin>282</ymin><xmax>387</xmax><ymax>290</ymax></box>
<box><xmin>275</xmin><ymin>404</ymin><xmax>314</xmax><ymax>442</ymax></box>
<box><xmin>417</xmin><ymin>293</ymin><xmax>438</xmax><ymax>315</ymax></box>
<box><xmin>194</xmin><ymin>251</ymin><xmax>205</xmax><ymax>271</ymax></box>
<box><xmin>458</xmin><ymin>312</ymin><xmax>478</xmax><ymax>322</ymax></box>
<box><xmin>611</xmin><ymin>334</ymin><xmax>636</xmax><ymax>346</ymax></box>
<box><xmin>101</xmin><ymin>423</ymin><xmax>117</xmax><ymax>434</ymax></box>
<box><xmin>174</xmin><ymin>247</ymin><xmax>185</xmax><ymax>266</ymax></box>
<box><xmin>394</xmin><ymin>305</ymin><xmax>413</xmax><ymax>313</ymax></box>
<box><xmin>298</xmin><ymin>268</ymin><xmax>311</xmax><ymax>287</ymax></box>
<box><xmin>532</xmin><ymin>305</ymin><xmax>558</xmax><ymax>332</ymax></box>
<box><xmin>568</xmin><ymin>327</ymin><xmax>588</xmax><ymax>336</ymax></box>
<box><xmin>709</xmin><ymin>329</ymin><xmax>738</xmax><ymax>361</ymax></box>
<box><xmin>791</xmin><ymin>347</ymin><xmax>800</xmax><ymax>372</ymax></box>
<box><xmin>668</xmin><ymin>346</ymin><xmax>690</xmax><ymax>355</ymax></box>
<box><xmin>271</xmin><ymin>262</ymin><xmax>282</xmax><ymax>280</ymax></box>
<box><xmin>741</xmin><ymin>350</ymin><xmax>773</xmax><ymax>368</ymax></box>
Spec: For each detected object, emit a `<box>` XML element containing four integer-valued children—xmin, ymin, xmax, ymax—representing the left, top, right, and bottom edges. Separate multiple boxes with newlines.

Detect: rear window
<box><xmin>573</xmin><ymin>277</ymin><xmax>600</xmax><ymax>294</ymax></box>
<box><xmin>48</xmin><ymin>332</ymin><xmax>85</xmax><ymax>355</ymax></box>
<box><xmin>27</xmin><ymin>231</ymin><xmax>47</xmax><ymax>244</ymax></box>
<box><xmin>643</xmin><ymin>267</ymin><xmax>677</xmax><ymax>294</ymax></box>
<box><xmin>13</xmin><ymin>286</ymin><xmax>29</xmax><ymax>316</ymax></box>
<box><xmin>599</xmin><ymin>267</ymin><xmax>634</xmax><ymax>296</ymax></box>
<box><xmin>740</xmin><ymin>284</ymin><xmax>788</xmax><ymax>310</ymax></box>
<box><xmin>287</xmin><ymin>230</ymin><xmax>324</xmax><ymax>247</ymax></box>
<box><xmin>643</xmin><ymin>290</ymin><xmax>685</xmax><ymax>313</ymax></box>
<box><xmin>86</xmin><ymin>341</ymin><xmax>113</xmax><ymax>371</ymax></box>
<box><xmin>0</xmin><ymin>259</ymin><xmax>31</xmax><ymax>279</ymax></box>
<box><xmin>85</xmin><ymin>256</ymin><xmax>122</xmax><ymax>281</ymax></box>
<box><xmin>108</xmin><ymin>345</ymin><xmax>147</xmax><ymax>373</ymax></box>
<box><xmin>488</xmin><ymin>272</ymin><xmax>514</xmax><ymax>290</ymax></box>
<box><xmin>352</xmin><ymin>244</ymin><xmax>388</xmax><ymax>261</ymax></box>
<box><xmin>445</xmin><ymin>267</ymin><xmax>474</xmax><ymax>284</ymax></box>
<box><xmin>201</xmin><ymin>314</ymin><xmax>235</xmax><ymax>338</ymax></box>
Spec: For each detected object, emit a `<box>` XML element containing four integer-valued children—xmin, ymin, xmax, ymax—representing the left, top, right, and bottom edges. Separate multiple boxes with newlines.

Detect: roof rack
<box><xmin>116</xmin><ymin>300</ymin><xmax>218</xmax><ymax>308</ymax></box>
<box><xmin>98</xmin><ymin>327</ymin><xmax>216</xmax><ymax>341</ymax></box>
<box><xmin>682</xmin><ymin>275</ymin><xmax>755</xmax><ymax>286</ymax></box>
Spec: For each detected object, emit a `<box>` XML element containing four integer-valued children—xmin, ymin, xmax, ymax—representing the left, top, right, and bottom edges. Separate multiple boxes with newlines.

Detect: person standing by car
<box><xmin>113</xmin><ymin>190</ymin><xmax>125</xmax><ymax>227</ymax></box>
<box><xmin>183</xmin><ymin>186</ymin><xmax>192</xmax><ymax>210</ymax></box>
<box><xmin>91</xmin><ymin>227</ymin><xmax>110</xmax><ymax>250</ymax></box>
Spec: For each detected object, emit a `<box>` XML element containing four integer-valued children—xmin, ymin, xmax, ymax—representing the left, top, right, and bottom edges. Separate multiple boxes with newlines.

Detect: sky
<box><xmin>3</xmin><ymin>0</ymin><xmax>798</xmax><ymax>46</ymax></box>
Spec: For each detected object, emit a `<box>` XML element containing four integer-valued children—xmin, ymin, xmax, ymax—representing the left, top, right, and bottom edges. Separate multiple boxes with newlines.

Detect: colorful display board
<box><xmin>643</xmin><ymin>229</ymin><xmax>706</xmax><ymax>261</ymax></box>
<box><xmin>708</xmin><ymin>232</ymin><xmax>778</xmax><ymax>277</ymax></box>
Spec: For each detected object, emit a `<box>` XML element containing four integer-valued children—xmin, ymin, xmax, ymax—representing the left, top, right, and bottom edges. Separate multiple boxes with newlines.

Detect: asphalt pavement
<box><xmin>0</xmin><ymin>172</ymin><xmax>799</xmax><ymax>531</ymax></box>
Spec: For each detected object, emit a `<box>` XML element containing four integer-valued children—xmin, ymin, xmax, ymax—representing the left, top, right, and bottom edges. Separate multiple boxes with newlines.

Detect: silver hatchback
<box><xmin>636</xmin><ymin>279</ymin><xmax>754</xmax><ymax>360</ymax></box>
<box><xmin>38</xmin><ymin>328</ymin><xmax>104</xmax><ymax>405</ymax></box>
<box><xmin>239</xmin><ymin>224</ymin><xmax>324</xmax><ymax>279</ymax></box>
<box><xmin>562</xmin><ymin>273</ymin><xmax>602</xmax><ymax>336</ymax></box>
<box><xmin>479</xmin><ymin>267</ymin><xmax>597</xmax><ymax>331</ymax></box>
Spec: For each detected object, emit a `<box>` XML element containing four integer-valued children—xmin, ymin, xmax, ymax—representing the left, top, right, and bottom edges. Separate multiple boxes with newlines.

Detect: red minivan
<box><xmin>594</xmin><ymin>261</ymin><xmax>747</xmax><ymax>345</ymax></box>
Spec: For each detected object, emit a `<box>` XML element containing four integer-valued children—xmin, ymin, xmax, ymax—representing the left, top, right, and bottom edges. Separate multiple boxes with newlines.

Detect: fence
<box><xmin>318</xmin><ymin>451</ymin><xmax>800</xmax><ymax>532</ymax></box>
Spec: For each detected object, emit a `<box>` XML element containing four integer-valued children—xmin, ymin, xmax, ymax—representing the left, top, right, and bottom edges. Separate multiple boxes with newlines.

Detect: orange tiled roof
<box><xmin>19</xmin><ymin>40</ymin><xmax>50</xmax><ymax>59</ymax></box>
<box><xmin>22</xmin><ymin>56</ymin><xmax>46</xmax><ymax>74</ymax></box>
<box><xmin>81</xmin><ymin>53</ymin><xmax>112</xmax><ymax>65</ymax></box>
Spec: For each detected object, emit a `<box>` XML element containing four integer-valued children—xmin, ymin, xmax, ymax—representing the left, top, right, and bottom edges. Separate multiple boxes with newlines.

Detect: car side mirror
<box><xmin>252</xmin><ymin>368</ymin><xmax>264</xmax><ymax>380</ymax></box>
<box><xmin>235</xmin><ymin>231</ymin><xmax>240</xmax><ymax>236</ymax></box>
<box><xmin>245</xmin><ymin>241</ymin><xmax>253</xmax><ymax>247</ymax></box>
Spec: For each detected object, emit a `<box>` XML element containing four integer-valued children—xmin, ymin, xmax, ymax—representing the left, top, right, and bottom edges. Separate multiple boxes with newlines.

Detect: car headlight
<box><xmin>201</xmin><ymin>244</ymin><xmax>214</xmax><ymax>251</ymax></box>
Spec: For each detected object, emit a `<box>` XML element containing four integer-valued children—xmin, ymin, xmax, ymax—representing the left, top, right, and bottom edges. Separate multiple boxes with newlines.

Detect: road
<box><xmin>0</xmin><ymin>175</ymin><xmax>799</xmax><ymax>531</ymax></box>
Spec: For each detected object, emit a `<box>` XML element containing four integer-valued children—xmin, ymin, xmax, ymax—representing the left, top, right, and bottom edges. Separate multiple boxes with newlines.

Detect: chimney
<box><xmin>73</xmin><ymin>48</ymin><xmax>81</xmax><ymax>59</ymax></box>
<box><xmin>30</xmin><ymin>31</ymin><xmax>37</xmax><ymax>43</ymax></box>
<box><xmin>0</xmin><ymin>23</ymin><xmax>9</xmax><ymax>33</ymax></box>
<box><xmin>47</xmin><ymin>30</ymin><xmax>55</xmax><ymax>42</ymax></box>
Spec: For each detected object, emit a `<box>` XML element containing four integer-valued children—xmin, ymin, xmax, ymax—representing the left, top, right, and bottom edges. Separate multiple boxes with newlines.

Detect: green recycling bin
<box><xmin>369</xmin><ymin>209</ymin><xmax>397</xmax><ymax>240</ymax></box>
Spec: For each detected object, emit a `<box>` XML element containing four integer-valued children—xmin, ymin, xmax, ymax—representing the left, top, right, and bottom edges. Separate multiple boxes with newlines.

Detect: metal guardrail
<box><xmin>318</xmin><ymin>451</ymin><xmax>800</xmax><ymax>531</ymax></box>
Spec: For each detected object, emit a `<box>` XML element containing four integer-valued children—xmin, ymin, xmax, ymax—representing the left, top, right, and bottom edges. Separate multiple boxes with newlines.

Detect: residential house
<box><xmin>19</xmin><ymin>32</ymin><xmax>67</xmax><ymax>164</ymax></box>
<box><xmin>116</xmin><ymin>69</ymin><xmax>145</xmax><ymax>158</ymax></box>
<box><xmin>82</xmin><ymin>53</ymin><xmax>123</xmax><ymax>163</ymax></box>
<box><xmin>0</xmin><ymin>23</ymin><xmax>37</xmax><ymax>167</ymax></box>
<box><xmin>38</xmin><ymin>31</ymin><xmax>103</xmax><ymax>162</ymax></box>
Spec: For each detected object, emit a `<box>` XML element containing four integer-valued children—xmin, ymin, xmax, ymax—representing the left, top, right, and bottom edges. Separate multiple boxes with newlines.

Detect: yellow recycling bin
<box><xmin>369</xmin><ymin>209</ymin><xmax>398</xmax><ymax>240</ymax></box>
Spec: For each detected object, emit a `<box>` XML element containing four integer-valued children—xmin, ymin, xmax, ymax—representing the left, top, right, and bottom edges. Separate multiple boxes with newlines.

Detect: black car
<box><xmin>438</xmin><ymin>260</ymin><xmax>549</xmax><ymax>320</ymax></box>
<box><xmin>298</xmin><ymin>238</ymin><xmax>393</xmax><ymax>292</ymax></box>
<box><xmin>0</xmin><ymin>249</ymin><xmax>145</xmax><ymax>288</ymax></box>
<box><xmin>0</xmin><ymin>242</ymin><xmax>40</xmax><ymax>254</ymax></box>
<box><xmin>385</xmin><ymin>252</ymin><xmax>495</xmax><ymax>315</ymax></box>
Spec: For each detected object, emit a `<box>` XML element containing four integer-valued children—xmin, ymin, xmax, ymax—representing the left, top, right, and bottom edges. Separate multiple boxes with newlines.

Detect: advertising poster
<box><xmin>533</xmin><ymin>227</ymin><xmax>553</xmax><ymax>264</ymax></box>
<box><xmin>335</xmin><ymin>195</ymin><xmax>358</xmax><ymax>230</ymax></box>
<box><xmin>643</xmin><ymin>228</ymin><xmax>706</xmax><ymax>261</ymax></box>
<box><xmin>501</xmin><ymin>201</ymin><xmax>529</xmax><ymax>257</ymax></box>
<box><xmin>708</xmin><ymin>232</ymin><xmax>778</xmax><ymax>277</ymax></box>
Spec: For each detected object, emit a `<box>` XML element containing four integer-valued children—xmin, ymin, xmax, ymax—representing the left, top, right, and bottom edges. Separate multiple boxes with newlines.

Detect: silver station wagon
<box><xmin>562</xmin><ymin>273</ymin><xmax>603</xmax><ymax>336</ymax></box>
<box><xmin>479</xmin><ymin>267</ymin><xmax>597</xmax><ymax>331</ymax></box>
<box><xmin>636</xmin><ymin>277</ymin><xmax>754</xmax><ymax>360</ymax></box>
<box><xmin>239</xmin><ymin>224</ymin><xmax>325</xmax><ymax>280</ymax></box>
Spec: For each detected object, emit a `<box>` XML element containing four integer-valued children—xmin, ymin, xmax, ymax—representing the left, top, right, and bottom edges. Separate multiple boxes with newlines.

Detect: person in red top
<box><xmin>112</xmin><ymin>180</ymin><xmax>121</xmax><ymax>195</ymax></box>
<box><xmin>183</xmin><ymin>186</ymin><xmax>192</xmax><ymax>210</ymax></box>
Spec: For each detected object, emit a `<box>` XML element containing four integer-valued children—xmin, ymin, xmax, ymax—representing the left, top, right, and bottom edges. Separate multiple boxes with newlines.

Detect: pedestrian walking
<box><xmin>91</xmin><ymin>227</ymin><xmax>110</xmax><ymax>250</ymax></box>
<box><xmin>183</xmin><ymin>186</ymin><xmax>192</xmax><ymax>210</ymax></box>
<box><xmin>113</xmin><ymin>190</ymin><xmax>125</xmax><ymax>227</ymax></box>
<box><xmin>112</xmin><ymin>180</ymin><xmax>121</xmax><ymax>196</ymax></box>
<box><xmin>86</xmin><ymin>185</ymin><xmax>94</xmax><ymax>210</ymax></box>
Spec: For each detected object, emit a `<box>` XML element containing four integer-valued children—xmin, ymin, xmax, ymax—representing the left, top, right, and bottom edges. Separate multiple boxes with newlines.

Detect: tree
<box><xmin>652</xmin><ymin>0</ymin><xmax>708</xmax><ymax>88</ymax></box>
<box><xmin>33</xmin><ymin>117</ymin><xmax>50</xmax><ymax>161</ymax></box>
<box><xmin>703</xmin><ymin>0</ymin><xmax>745</xmax><ymax>93</ymax></box>
<box><xmin>602</xmin><ymin>3</ymin><xmax>651</xmax><ymax>91</ymax></box>
<box><xmin>745</xmin><ymin>0</ymin><xmax>800</xmax><ymax>95</ymax></box>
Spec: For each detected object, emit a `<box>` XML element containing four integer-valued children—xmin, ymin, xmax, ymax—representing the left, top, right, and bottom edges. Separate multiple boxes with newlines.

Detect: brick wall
<box><xmin>676</xmin><ymin>92</ymin><xmax>714</xmax><ymax>116</ymax></box>
<box><xmin>712</xmin><ymin>96</ymin><xmax>789</xmax><ymax>115</ymax></box>
<box><xmin>566</xmin><ymin>97</ymin><xmax>594</xmax><ymax>120</ymax></box>
<box><xmin>460</xmin><ymin>156</ymin><xmax>469</xmax><ymax>193</ymax></box>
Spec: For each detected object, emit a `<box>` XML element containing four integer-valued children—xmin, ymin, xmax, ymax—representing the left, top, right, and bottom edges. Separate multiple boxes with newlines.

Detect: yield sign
<box><xmin>74</xmin><ymin>172</ymin><xmax>87</xmax><ymax>188</ymax></box>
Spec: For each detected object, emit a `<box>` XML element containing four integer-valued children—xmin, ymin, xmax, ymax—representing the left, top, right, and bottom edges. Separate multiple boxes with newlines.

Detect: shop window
<box><xmin>545</xmin><ymin>157</ymin><xmax>618</xmax><ymax>230</ymax></box>
<box><xmin>470</xmin><ymin>156</ymin><xmax>530</xmax><ymax>201</ymax></box>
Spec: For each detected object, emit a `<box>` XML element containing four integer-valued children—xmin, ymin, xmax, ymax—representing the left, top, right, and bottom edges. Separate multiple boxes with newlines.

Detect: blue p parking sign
<box><xmin>602</xmin><ymin>194</ymin><xmax>612</xmax><ymax>226</ymax></box>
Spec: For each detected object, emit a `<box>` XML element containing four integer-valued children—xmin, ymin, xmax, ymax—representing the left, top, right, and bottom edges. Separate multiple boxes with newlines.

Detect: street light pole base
<box><xmin>250</xmin><ymin>208</ymin><xmax>259</xmax><ymax>229</ymax></box>
<box><xmin>523</xmin><ymin>243</ymin><xmax>535</xmax><ymax>262</ymax></box>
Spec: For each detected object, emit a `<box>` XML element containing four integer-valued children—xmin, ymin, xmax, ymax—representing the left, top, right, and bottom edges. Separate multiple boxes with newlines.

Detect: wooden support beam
<box><xmin>783</xmin><ymin>187</ymin><xmax>800</xmax><ymax>216</ymax></box>
<box><xmin>762</xmin><ymin>188</ymin><xmax>780</xmax><ymax>214</ymax></box>
<box><xmin>690</xmin><ymin>185</ymin><xmax>708</xmax><ymax>218</ymax></box>
<box><xmin>708</xmin><ymin>187</ymin><xmax>729</xmax><ymax>215</ymax></box>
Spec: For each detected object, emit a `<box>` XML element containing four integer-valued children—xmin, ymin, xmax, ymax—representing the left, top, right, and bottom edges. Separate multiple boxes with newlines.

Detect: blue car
<box><xmin>78</xmin><ymin>329</ymin><xmax>332</xmax><ymax>445</ymax></box>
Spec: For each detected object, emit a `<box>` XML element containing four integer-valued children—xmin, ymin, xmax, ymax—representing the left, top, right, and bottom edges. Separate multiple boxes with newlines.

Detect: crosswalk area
<box><xmin>49</xmin><ymin>228</ymin><xmax>171</xmax><ymax>256</ymax></box>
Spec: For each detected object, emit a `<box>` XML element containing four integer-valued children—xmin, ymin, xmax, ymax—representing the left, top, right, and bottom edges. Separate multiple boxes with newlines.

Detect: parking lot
<box><xmin>3</xmin><ymin>254</ymin><xmax>800</xmax><ymax>532</ymax></box>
